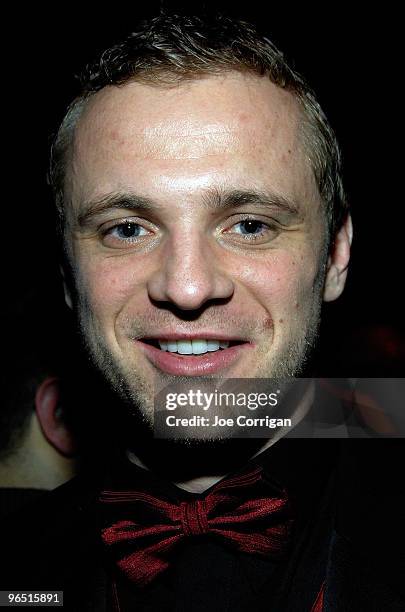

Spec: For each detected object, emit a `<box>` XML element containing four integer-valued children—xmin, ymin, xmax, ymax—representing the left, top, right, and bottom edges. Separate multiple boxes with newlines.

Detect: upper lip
<box><xmin>137</xmin><ymin>333</ymin><xmax>249</xmax><ymax>342</ymax></box>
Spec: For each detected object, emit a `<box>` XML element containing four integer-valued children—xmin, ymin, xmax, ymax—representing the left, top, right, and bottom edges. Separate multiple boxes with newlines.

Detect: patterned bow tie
<box><xmin>100</xmin><ymin>464</ymin><xmax>293</xmax><ymax>586</ymax></box>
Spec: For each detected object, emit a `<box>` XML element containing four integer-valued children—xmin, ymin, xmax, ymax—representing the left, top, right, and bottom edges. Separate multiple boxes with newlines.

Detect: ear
<box><xmin>35</xmin><ymin>377</ymin><xmax>76</xmax><ymax>456</ymax></box>
<box><xmin>60</xmin><ymin>264</ymin><xmax>73</xmax><ymax>310</ymax></box>
<box><xmin>323</xmin><ymin>213</ymin><xmax>353</xmax><ymax>302</ymax></box>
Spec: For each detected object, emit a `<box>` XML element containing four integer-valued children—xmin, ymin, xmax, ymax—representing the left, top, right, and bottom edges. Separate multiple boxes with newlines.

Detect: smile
<box><xmin>149</xmin><ymin>338</ymin><xmax>231</xmax><ymax>355</ymax></box>
<box><xmin>137</xmin><ymin>336</ymin><xmax>251</xmax><ymax>376</ymax></box>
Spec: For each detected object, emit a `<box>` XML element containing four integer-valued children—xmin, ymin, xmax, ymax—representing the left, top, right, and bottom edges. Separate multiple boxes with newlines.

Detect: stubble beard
<box><xmin>76</xmin><ymin>288</ymin><xmax>324</xmax><ymax>442</ymax></box>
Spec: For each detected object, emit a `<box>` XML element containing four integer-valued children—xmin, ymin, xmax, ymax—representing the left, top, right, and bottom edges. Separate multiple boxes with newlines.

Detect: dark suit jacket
<box><xmin>1</xmin><ymin>439</ymin><xmax>404</xmax><ymax>611</ymax></box>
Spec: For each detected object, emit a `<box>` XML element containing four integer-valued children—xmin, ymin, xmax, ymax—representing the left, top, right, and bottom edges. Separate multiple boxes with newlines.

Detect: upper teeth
<box><xmin>158</xmin><ymin>339</ymin><xmax>230</xmax><ymax>354</ymax></box>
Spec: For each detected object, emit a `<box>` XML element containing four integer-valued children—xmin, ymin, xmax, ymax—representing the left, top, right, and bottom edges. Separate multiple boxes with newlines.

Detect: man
<box><xmin>2</xmin><ymin>13</ymin><xmax>404</xmax><ymax>611</ymax></box>
<box><xmin>0</xmin><ymin>371</ymin><xmax>76</xmax><ymax>513</ymax></box>
<box><xmin>0</xmin><ymin>291</ymin><xmax>77</xmax><ymax>516</ymax></box>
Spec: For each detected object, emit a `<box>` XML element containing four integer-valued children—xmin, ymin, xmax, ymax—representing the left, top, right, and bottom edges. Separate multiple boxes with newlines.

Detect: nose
<box><xmin>147</xmin><ymin>232</ymin><xmax>234</xmax><ymax>311</ymax></box>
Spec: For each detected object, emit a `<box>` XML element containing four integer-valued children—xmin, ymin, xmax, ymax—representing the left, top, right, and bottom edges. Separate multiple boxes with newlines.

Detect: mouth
<box><xmin>142</xmin><ymin>337</ymin><xmax>243</xmax><ymax>354</ymax></box>
<box><xmin>137</xmin><ymin>336</ymin><xmax>252</xmax><ymax>376</ymax></box>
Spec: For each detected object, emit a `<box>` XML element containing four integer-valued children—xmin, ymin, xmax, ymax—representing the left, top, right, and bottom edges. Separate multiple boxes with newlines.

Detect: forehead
<box><xmin>69</xmin><ymin>72</ymin><xmax>318</xmax><ymax>209</ymax></box>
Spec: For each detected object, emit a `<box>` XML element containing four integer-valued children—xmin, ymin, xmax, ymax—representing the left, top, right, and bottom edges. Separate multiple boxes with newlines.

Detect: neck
<box><xmin>128</xmin><ymin>381</ymin><xmax>314</xmax><ymax>493</ymax></box>
<box><xmin>0</xmin><ymin>416</ymin><xmax>76</xmax><ymax>490</ymax></box>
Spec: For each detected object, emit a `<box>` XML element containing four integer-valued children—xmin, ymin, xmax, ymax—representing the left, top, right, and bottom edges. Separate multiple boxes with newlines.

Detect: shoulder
<box><xmin>326</xmin><ymin>439</ymin><xmax>405</xmax><ymax>610</ymax></box>
<box><xmin>2</xmin><ymin>474</ymin><xmax>102</xmax><ymax>591</ymax></box>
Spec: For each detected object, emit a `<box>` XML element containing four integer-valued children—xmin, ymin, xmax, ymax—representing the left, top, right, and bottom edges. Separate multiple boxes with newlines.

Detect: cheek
<box><xmin>74</xmin><ymin>253</ymin><xmax>149</xmax><ymax>319</ymax></box>
<box><xmin>236</xmin><ymin>250</ymin><xmax>319</xmax><ymax>313</ymax></box>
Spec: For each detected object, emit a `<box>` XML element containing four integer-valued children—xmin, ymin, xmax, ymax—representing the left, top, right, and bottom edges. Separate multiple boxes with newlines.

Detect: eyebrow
<box><xmin>203</xmin><ymin>187</ymin><xmax>300</xmax><ymax>215</ymax></box>
<box><xmin>77</xmin><ymin>193</ymin><xmax>157</xmax><ymax>227</ymax></box>
<box><xmin>77</xmin><ymin>188</ymin><xmax>300</xmax><ymax>227</ymax></box>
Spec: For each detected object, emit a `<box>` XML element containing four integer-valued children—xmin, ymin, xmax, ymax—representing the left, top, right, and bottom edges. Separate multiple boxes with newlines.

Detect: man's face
<box><xmin>64</xmin><ymin>72</ymin><xmax>338</xmax><ymax>423</ymax></box>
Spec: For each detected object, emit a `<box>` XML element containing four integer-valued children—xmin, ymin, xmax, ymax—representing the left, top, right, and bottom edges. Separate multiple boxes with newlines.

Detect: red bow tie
<box><xmin>100</xmin><ymin>465</ymin><xmax>293</xmax><ymax>586</ymax></box>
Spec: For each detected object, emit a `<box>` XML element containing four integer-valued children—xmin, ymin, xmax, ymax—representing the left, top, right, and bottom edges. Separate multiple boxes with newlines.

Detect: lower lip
<box><xmin>137</xmin><ymin>341</ymin><xmax>252</xmax><ymax>376</ymax></box>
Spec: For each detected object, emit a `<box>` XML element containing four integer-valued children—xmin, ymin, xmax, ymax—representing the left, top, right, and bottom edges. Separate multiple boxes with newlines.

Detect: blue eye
<box><xmin>113</xmin><ymin>222</ymin><xmax>146</xmax><ymax>239</ymax></box>
<box><xmin>101</xmin><ymin>220</ymin><xmax>151</xmax><ymax>248</ymax></box>
<box><xmin>233</xmin><ymin>220</ymin><xmax>267</xmax><ymax>236</ymax></box>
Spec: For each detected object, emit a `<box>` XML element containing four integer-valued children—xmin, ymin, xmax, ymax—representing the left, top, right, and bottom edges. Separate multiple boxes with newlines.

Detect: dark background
<box><xmin>3</xmin><ymin>2</ymin><xmax>403</xmax><ymax>376</ymax></box>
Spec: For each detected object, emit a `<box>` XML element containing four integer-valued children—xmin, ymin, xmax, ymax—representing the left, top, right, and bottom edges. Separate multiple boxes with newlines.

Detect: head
<box><xmin>0</xmin><ymin>293</ymin><xmax>76</xmax><ymax>489</ymax></box>
<box><xmin>49</xmin><ymin>13</ymin><xmax>352</xmax><ymax>434</ymax></box>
